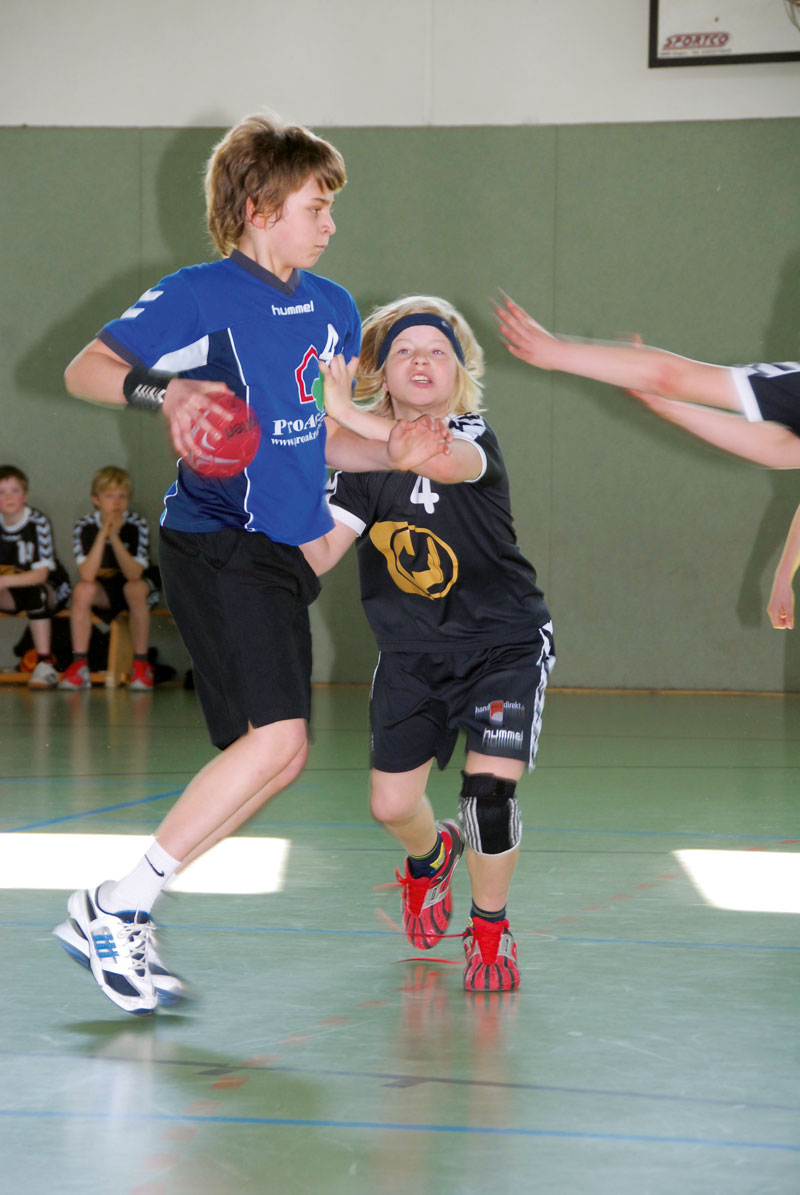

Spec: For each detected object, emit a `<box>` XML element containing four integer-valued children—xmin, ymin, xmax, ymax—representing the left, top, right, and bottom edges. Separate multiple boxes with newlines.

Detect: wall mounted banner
<box><xmin>649</xmin><ymin>0</ymin><xmax>800</xmax><ymax>66</ymax></box>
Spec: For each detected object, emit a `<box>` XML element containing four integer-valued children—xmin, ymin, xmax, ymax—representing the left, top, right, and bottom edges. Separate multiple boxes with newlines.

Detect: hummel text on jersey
<box><xmin>272</xmin><ymin>301</ymin><xmax>315</xmax><ymax>316</ymax></box>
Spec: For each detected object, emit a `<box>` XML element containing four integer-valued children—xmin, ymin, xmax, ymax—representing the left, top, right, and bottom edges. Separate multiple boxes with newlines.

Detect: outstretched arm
<box><xmin>319</xmin><ymin>354</ymin><xmax>394</xmax><ymax>442</ymax></box>
<box><xmin>300</xmin><ymin>520</ymin><xmax>358</xmax><ymax>577</ymax></box>
<box><xmin>767</xmin><ymin>504</ymin><xmax>800</xmax><ymax>629</ymax></box>
<box><xmin>325</xmin><ymin>414</ymin><xmax>451</xmax><ymax>473</ymax></box>
<box><xmin>496</xmin><ymin>296</ymin><xmax>741</xmax><ymax>411</ymax></box>
<box><xmin>627</xmin><ymin>389</ymin><xmax>800</xmax><ymax>469</ymax></box>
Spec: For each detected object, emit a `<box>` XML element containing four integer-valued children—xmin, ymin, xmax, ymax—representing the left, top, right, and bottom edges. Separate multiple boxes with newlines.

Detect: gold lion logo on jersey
<box><xmin>369</xmin><ymin>521</ymin><xmax>458</xmax><ymax>599</ymax></box>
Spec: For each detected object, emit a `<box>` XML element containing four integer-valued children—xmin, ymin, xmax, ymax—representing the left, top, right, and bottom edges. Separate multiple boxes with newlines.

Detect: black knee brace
<box><xmin>458</xmin><ymin>771</ymin><xmax>521</xmax><ymax>856</ymax></box>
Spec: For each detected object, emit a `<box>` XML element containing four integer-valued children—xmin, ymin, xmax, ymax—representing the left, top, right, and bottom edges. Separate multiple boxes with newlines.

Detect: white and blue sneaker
<box><xmin>54</xmin><ymin>899</ymin><xmax>185</xmax><ymax>1007</ymax></box>
<box><xmin>53</xmin><ymin>887</ymin><xmax>158</xmax><ymax>1015</ymax></box>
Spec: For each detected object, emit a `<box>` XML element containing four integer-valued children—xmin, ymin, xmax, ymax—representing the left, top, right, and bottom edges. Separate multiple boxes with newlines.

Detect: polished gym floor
<box><xmin>1</xmin><ymin>683</ymin><xmax>798</xmax><ymax>1194</ymax></box>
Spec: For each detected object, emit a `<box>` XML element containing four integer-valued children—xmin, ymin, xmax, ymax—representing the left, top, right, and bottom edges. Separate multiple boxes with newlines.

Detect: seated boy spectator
<box><xmin>59</xmin><ymin>466</ymin><xmax>159</xmax><ymax>691</ymax></box>
<box><xmin>0</xmin><ymin>465</ymin><xmax>71</xmax><ymax>688</ymax></box>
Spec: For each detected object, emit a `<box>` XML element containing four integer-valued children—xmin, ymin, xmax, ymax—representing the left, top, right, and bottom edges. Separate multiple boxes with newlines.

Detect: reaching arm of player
<box><xmin>767</xmin><ymin>504</ymin><xmax>800</xmax><ymax>629</ymax></box>
<box><xmin>325</xmin><ymin>416</ymin><xmax>451</xmax><ymax>473</ymax></box>
<box><xmin>320</xmin><ymin>355</ymin><xmax>393</xmax><ymax>443</ymax></box>
<box><xmin>628</xmin><ymin>389</ymin><xmax>800</xmax><ymax>468</ymax></box>
<box><xmin>65</xmin><ymin>338</ymin><xmax>237</xmax><ymax>459</ymax></box>
<box><xmin>300</xmin><ymin>521</ymin><xmax>358</xmax><ymax>577</ymax></box>
<box><xmin>496</xmin><ymin>296</ymin><xmax>741</xmax><ymax>411</ymax></box>
<box><xmin>411</xmin><ymin>437</ymin><xmax>484</xmax><ymax>484</ymax></box>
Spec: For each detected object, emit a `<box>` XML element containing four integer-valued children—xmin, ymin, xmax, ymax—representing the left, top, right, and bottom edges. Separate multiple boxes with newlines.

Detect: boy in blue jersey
<box><xmin>53</xmin><ymin>113</ymin><xmax>449</xmax><ymax>1015</ymax></box>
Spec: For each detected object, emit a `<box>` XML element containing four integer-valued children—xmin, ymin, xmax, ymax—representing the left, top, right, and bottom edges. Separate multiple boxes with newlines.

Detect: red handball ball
<box><xmin>185</xmin><ymin>393</ymin><xmax>261</xmax><ymax>478</ymax></box>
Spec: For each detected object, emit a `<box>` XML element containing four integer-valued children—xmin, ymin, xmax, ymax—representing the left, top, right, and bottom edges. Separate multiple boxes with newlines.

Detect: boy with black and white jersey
<box><xmin>59</xmin><ymin>466</ymin><xmax>160</xmax><ymax>692</ymax></box>
<box><xmin>0</xmin><ymin>464</ymin><xmax>71</xmax><ymax>688</ymax></box>
<box><xmin>304</xmin><ymin>296</ymin><xmax>555</xmax><ymax>992</ymax></box>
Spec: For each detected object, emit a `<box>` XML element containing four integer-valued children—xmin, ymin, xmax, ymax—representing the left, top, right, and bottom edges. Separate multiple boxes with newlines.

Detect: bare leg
<box><xmin>123</xmin><ymin>578</ymin><xmax>151</xmax><ymax>655</ymax></box>
<box><xmin>156</xmin><ymin>718</ymin><xmax>308</xmax><ymax>862</ymax></box>
<box><xmin>29</xmin><ymin>617</ymin><xmax>52</xmax><ymax>656</ymax></box>
<box><xmin>370</xmin><ymin>760</ymin><xmax>436</xmax><ymax>856</ymax></box>
<box><xmin>70</xmin><ymin>580</ymin><xmax>105</xmax><ymax>653</ymax></box>
<box><xmin>177</xmin><ymin>737</ymin><xmax>308</xmax><ymax>868</ymax></box>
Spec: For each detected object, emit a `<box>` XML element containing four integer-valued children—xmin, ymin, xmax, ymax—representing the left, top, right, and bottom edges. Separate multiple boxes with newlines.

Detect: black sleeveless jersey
<box><xmin>326</xmin><ymin>414</ymin><xmax>550</xmax><ymax>651</ymax></box>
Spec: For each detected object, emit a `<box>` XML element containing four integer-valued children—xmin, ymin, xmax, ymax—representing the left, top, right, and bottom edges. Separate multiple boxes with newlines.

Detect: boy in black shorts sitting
<box><xmin>59</xmin><ymin>466</ymin><xmax>159</xmax><ymax>691</ymax></box>
<box><xmin>0</xmin><ymin>464</ymin><xmax>71</xmax><ymax>688</ymax></box>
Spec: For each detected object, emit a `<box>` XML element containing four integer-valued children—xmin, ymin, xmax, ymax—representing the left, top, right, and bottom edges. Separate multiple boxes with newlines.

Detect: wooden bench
<box><xmin>0</xmin><ymin>607</ymin><xmax>172</xmax><ymax>688</ymax></box>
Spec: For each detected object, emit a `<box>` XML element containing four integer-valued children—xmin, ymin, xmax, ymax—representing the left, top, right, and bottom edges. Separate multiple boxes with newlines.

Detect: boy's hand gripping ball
<box><xmin>184</xmin><ymin>394</ymin><xmax>261</xmax><ymax>478</ymax></box>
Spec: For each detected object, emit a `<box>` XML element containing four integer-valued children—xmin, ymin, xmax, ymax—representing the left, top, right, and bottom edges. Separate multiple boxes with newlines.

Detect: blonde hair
<box><xmin>205</xmin><ymin>113</ymin><xmax>347</xmax><ymax>257</ymax></box>
<box><xmin>355</xmin><ymin>296</ymin><xmax>485</xmax><ymax>417</ymax></box>
<box><xmin>91</xmin><ymin>466</ymin><xmax>131</xmax><ymax>498</ymax></box>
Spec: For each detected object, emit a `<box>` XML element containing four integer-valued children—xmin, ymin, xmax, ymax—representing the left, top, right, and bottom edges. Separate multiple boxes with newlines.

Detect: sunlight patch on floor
<box><xmin>0</xmin><ymin>832</ymin><xmax>290</xmax><ymax>894</ymax></box>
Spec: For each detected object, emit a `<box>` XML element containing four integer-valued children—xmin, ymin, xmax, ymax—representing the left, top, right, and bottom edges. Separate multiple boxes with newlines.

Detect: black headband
<box><xmin>376</xmin><ymin>313</ymin><xmax>465</xmax><ymax>368</ymax></box>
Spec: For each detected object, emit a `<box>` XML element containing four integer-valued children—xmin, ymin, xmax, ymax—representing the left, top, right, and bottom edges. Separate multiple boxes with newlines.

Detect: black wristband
<box><xmin>122</xmin><ymin>365</ymin><xmax>172</xmax><ymax>412</ymax></box>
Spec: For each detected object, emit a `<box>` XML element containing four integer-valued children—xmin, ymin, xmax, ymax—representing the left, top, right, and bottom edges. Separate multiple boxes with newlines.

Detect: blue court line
<box><xmin>0</xmin><ymin>1108</ymin><xmax>797</xmax><ymax>1150</ymax></box>
<box><xmin>2</xmin><ymin>810</ymin><xmax>797</xmax><ymax>843</ymax></box>
<box><xmin>2</xmin><ymin>791</ymin><xmax>183</xmax><ymax>833</ymax></box>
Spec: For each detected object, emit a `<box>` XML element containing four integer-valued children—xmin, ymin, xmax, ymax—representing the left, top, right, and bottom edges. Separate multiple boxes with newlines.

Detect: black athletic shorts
<box><xmin>93</xmin><ymin>569</ymin><xmax>160</xmax><ymax>624</ymax></box>
<box><xmin>370</xmin><ymin>622</ymin><xmax>555</xmax><ymax>773</ymax></box>
<box><xmin>159</xmin><ymin>526</ymin><xmax>321</xmax><ymax>750</ymax></box>
<box><xmin>7</xmin><ymin>583</ymin><xmax>52</xmax><ymax>620</ymax></box>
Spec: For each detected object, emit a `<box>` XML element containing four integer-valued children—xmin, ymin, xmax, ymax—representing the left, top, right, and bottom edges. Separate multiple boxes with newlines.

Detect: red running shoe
<box><xmin>396</xmin><ymin>819</ymin><xmax>463</xmax><ymax>949</ymax></box>
<box><xmin>57</xmin><ymin>659</ymin><xmax>91</xmax><ymax>690</ymax></box>
<box><xmin>129</xmin><ymin>659</ymin><xmax>154</xmax><ymax>691</ymax></box>
<box><xmin>463</xmin><ymin>916</ymin><xmax>520</xmax><ymax>992</ymax></box>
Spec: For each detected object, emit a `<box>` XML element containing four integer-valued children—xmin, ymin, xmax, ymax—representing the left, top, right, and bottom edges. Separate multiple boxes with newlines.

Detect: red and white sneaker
<box><xmin>129</xmin><ymin>659</ymin><xmax>154</xmax><ymax>691</ymax></box>
<box><xmin>396</xmin><ymin>819</ymin><xmax>463</xmax><ymax>949</ymax></box>
<box><xmin>58</xmin><ymin>659</ymin><xmax>91</xmax><ymax>690</ymax></box>
<box><xmin>463</xmin><ymin>916</ymin><xmax>520</xmax><ymax>992</ymax></box>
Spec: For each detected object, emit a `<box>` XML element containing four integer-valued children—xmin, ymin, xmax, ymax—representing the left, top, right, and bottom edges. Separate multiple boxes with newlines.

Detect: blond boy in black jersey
<box><xmin>303</xmin><ymin>298</ymin><xmax>554</xmax><ymax>992</ymax></box>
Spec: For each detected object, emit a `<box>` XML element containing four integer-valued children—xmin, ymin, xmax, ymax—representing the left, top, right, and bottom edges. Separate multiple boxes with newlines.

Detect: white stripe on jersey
<box><xmin>121</xmin><ymin>289</ymin><xmax>164</xmax><ymax>319</ymax></box>
<box><xmin>743</xmin><ymin>362</ymin><xmax>800</xmax><ymax>378</ymax></box>
<box><xmin>448</xmin><ymin>414</ymin><xmax>488</xmax><ymax>482</ymax></box>
<box><xmin>154</xmin><ymin>335</ymin><xmax>210</xmax><ymax>372</ymax></box>
<box><xmin>528</xmin><ymin>621</ymin><xmax>555</xmax><ymax>769</ymax></box>
<box><xmin>732</xmin><ymin>362</ymin><xmax>800</xmax><ymax>422</ymax></box>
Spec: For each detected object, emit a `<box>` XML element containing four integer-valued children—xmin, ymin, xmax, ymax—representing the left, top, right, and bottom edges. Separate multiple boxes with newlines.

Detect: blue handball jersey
<box><xmin>99</xmin><ymin>251</ymin><xmax>362</xmax><ymax>545</ymax></box>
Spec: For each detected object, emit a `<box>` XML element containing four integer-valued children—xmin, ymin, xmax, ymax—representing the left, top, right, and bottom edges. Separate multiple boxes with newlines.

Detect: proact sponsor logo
<box><xmin>271</xmin><ymin>409</ymin><xmax>326</xmax><ymax>444</ymax></box>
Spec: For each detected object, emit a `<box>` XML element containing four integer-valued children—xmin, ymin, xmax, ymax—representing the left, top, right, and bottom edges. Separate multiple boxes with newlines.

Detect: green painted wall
<box><xmin>3</xmin><ymin>121</ymin><xmax>799</xmax><ymax>689</ymax></box>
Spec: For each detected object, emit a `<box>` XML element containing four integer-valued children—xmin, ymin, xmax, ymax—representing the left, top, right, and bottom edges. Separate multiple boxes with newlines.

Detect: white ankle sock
<box><xmin>98</xmin><ymin>839</ymin><xmax>182</xmax><ymax>916</ymax></box>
